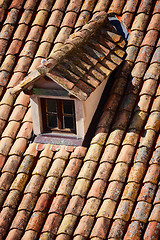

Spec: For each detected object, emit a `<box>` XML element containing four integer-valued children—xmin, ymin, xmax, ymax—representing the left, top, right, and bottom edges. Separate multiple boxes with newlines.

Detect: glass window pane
<box><xmin>46</xmin><ymin>99</ymin><xmax>57</xmax><ymax>113</ymax></box>
<box><xmin>64</xmin><ymin>116</ymin><xmax>74</xmax><ymax>129</ymax></box>
<box><xmin>47</xmin><ymin>114</ymin><xmax>57</xmax><ymax>128</ymax></box>
<box><xmin>63</xmin><ymin>101</ymin><xmax>73</xmax><ymax>114</ymax></box>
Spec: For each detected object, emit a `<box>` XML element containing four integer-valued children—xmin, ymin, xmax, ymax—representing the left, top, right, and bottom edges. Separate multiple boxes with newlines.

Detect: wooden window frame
<box><xmin>41</xmin><ymin>98</ymin><xmax>76</xmax><ymax>134</ymax></box>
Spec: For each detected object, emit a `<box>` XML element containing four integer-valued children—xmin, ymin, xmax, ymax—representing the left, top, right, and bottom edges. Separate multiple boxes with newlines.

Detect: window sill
<box><xmin>34</xmin><ymin>133</ymin><xmax>83</xmax><ymax>146</ymax></box>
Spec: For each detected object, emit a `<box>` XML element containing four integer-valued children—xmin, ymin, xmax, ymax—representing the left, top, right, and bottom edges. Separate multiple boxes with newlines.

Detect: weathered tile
<box><xmin>62</xmin><ymin>158</ymin><xmax>82</xmax><ymax>178</ymax></box>
<box><xmin>132</xmin><ymin>201</ymin><xmax>152</xmax><ymax>223</ymax></box>
<box><xmin>5</xmin><ymin>229</ymin><xmax>23</xmax><ymax>240</ymax></box>
<box><xmin>114</xmin><ymin>200</ymin><xmax>134</xmax><ymax>221</ymax></box>
<box><xmin>128</xmin><ymin>162</ymin><xmax>147</xmax><ymax>183</ymax></box>
<box><xmin>18</xmin><ymin>193</ymin><xmax>37</xmax><ymax>212</ymax></box>
<box><xmin>100</xmin><ymin>144</ymin><xmax>119</xmax><ymax>164</ymax></box>
<box><xmin>147</xmin><ymin>13</ymin><xmax>160</xmax><ymax>31</ymax></box>
<box><xmin>135</xmin><ymin>94</ymin><xmax>152</xmax><ymax>112</ymax></box>
<box><xmin>97</xmin><ymin>199</ymin><xmax>117</xmax><ymax>219</ymax></box>
<box><xmin>33</xmin><ymin>157</ymin><xmax>52</xmax><ymax>177</ymax></box>
<box><xmin>87</xmin><ymin>179</ymin><xmax>106</xmax><ymax>199</ymax></box>
<box><xmin>10</xmin><ymin>173</ymin><xmax>28</xmax><ymax>192</ymax></box>
<box><xmin>90</xmin><ymin>217</ymin><xmax>110</xmax><ymax>239</ymax></box>
<box><xmin>26</xmin><ymin>211</ymin><xmax>46</xmax><ymax>231</ymax></box>
<box><xmin>144</xmin><ymin>221</ymin><xmax>160</xmax><ymax>240</ymax></box>
<box><xmin>144</xmin><ymin>63</ymin><xmax>160</xmax><ymax>80</ymax></box>
<box><xmin>128</xmin><ymin>30</ymin><xmax>144</xmax><ymax>47</ymax></box>
<box><xmin>57</xmin><ymin>214</ymin><xmax>77</xmax><ymax>235</ymax></box>
<box><xmin>152</xmin><ymin>95</ymin><xmax>160</xmax><ymax>112</ymax></box>
<box><xmin>49</xmin><ymin>195</ymin><xmax>69</xmax><ymax>214</ymax></box>
<box><xmin>72</xmin><ymin>178</ymin><xmax>90</xmax><ymax>197</ymax></box>
<box><xmin>47</xmin><ymin>159</ymin><xmax>66</xmax><ymax>178</ymax></box>
<box><xmin>26</xmin><ymin>25</ymin><xmax>43</xmax><ymax>42</ymax></box>
<box><xmin>10</xmin><ymin>209</ymin><xmax>30</xmax><ymax>230</ymax></box>
<box><xmin>78</xmin><ymin>160</ymin><xmax>97</xmax><ymax>180</ymax></box>
<box><xmin>84</xmin><ymin>143</ymin><xmax>103</xmax><ymax>162</ymax></box>
<box><xmin>81</xmin><ymin>197</ymin><xmax>101</xmax><ymax>216</ymax></box>
<box><xmin>124</xmin><ymin>221</ymin><xmax>145</xmax><ymax>240</ymax></box>
<box><xmin>74</xmin><ymin>215</ymin><xmax>94</xmax><ymax>237</ymax></box>
<box><xmin>16</xmin><ymin>122</ymin><xmax>33</xmax><ymax>139</ymax></box>
<box><xmin>143</xmin><ymin>164</ymin><xmax>160</xmax><ymax>184</ymax></box>
<box><xmin>40</xmin><ymin>176</ymin><xmax>58</xmax><ymax>194</ymax></box>
<box><xmin>56</xmin><ymin>177</ymin><xmax>75</xmax><ymax>196</ymax></box>
<box><xmin>109</xmin><ymin>162</ymin><xmax>129</xmax><ymax>182</ymax></box>
<box><xmin>38</xmin><ymin>0</ymin><xmax>55</xmax><ymax>11</ymax></box>
<box><xmin>6</xmin><ymin>39</ymin><xmax>22</xmax><ymax>55</ymax></box>
<box><xmin>145</xmin><ymin>112</ymin><xmax>160</xmax><ymax>132</ymax></box>
<box><xmin>24</xmin><ymin>174</ymin><xmax>44</xmax><ymax>194</ymax></box>
<box><xmin>108</xmin><ymin>219</ymin><xmax>126</xmax><ymax>239</ymax></box>
<box><xmin>9</xmin><ymin>138</ymin><xmax>28</xmax><ymax>156</ymax></box>
<box><xmin>140</xmin><ymin>79</ymin><xmax>157</xmax><ymax>96</ymax></box>
<box><xmin>131</xmin><ymin>62</ymin><xmax>147</xmax><ymax>78</ymax></box>
<box><xmin>2</xmin><ymin>121</ymin><xmax>20</xmax><ymax>139</ymax></box>
<box><xmin>106</xmin><ymin>129</ymin><xmax>125</xmax><ymax>146</ymax></box>
<box><xmin>116</xmin><ymin>145</ymin><xmax>135</xmax><ymax>164</ymax></box>
<box><xmin>3</xmin><ymin>190</ymin><xmax>20</xmax><ymax>208</ymax></box>
<box><xmin>94</xmin><ymin>161</ymin><xmax>112</xmax><ymax>181</ymax></box>
<box><xmin>0</xmin><ymin>105</ymin><xmax>11</xmax><ymax>121</ymax></box>
<box><xmin>149</xmin><ymin>204</ymin><xmax>160</xmax><ymax>222</ymax></box>
<box><xmin>2</xmin><ymin>155</ymin><xmax>21</xmax><ymax>174</ymax></box>
<box><xmin>141</xmin><ymin>30</ymin><xmax>159</xmax><ymax>47</ymax></box>
<box><xmin>65</xmin><ymin>195</ymin><xmax>84</xmax><ymax>216</ymax></box>
<box><xmin>138</xmin><ymin>182</ymin><xmax>157</xmax><ymax>203</ymax></box>
<box><xmin>0</xmin><ymin>207</ymin><xmax>15</xmax><ymax>231</ymax></box>
<box><xmin>131</xmin><ymin>13</ymin><xmax>150</xmax><ymax>31</ymax></box>
<box><xmin>139</xmin><ymin>129</ymin><xmax>157</xmax><ymax>148</ymax></box>
<box><xmin>122</xmin><ymin>130</ymin><xmax>139</xmax><ymax>147</ymax></box>
<box><xmin>0</xmin><ymin>137</ymin><xmax>13</xmax><ymax>156</ymax></box>
<box><xmin>104</xmin><ymin>181</ymin><xmax>123</xmax><ymax>201</ymax></box>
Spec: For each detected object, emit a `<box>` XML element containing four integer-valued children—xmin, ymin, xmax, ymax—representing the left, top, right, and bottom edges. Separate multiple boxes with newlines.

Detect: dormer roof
<box><xmin>12</xmin><ymin>11</ymin><xmax>125</xmax><ymax>100</ymax></box>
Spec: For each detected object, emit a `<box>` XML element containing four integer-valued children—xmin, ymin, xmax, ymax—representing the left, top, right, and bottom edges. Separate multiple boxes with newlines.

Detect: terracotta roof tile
<box><xmin>94</xmin><ymin>161</ymin><xmax>112</xmax><ymax>181</ymax></box>
<box><xmin>0</xmin><ymin>137</ymin><xmax>13</xmax><ymax>156</ymax></box>
<box><xmin>109</xmin><ymin>219</ymin><xmax>127</xmax><ymax>239</ymax></box>
<box><xmin>97</xmin><ymin>198</ymin><xmax>117</xmax><ymax>219</ymax></box>
<box><xmin>56</xmin><ymin>177</ymin><xmax>75</xmax><ymax>196</ymax></box>
<box><xmin>57</xmin><ymin>214</ymin><xmax>77</xmax><ymax>235</ymax></box>
<box><xmin>18</xmin><ymin>193</ymin><xmax>37</xmax><ymax>211</ymax></box>
<box><xmin>138</xmin><ymin>182</ymin><xmax>157</xmax><ymax>203</ymax></box>
<box><xmin>65</xmin><ymin>195</ymin><xmax>84</xmax><ymax>216</ymax></box>
<box><xmin>75</xmin><ymin>11</ymin><xmax>91</xmax><ymax>29</ymax></box>
<box><xmin>122</xmin><ymin>182</ymin><xmax>140</xmax><ymax>201</ymax></box>
<box><xmin>148</xmin><ymin>204</ymin><xmax>160</xmax><ymax>222</ymax></box>
<box><xmin>128</xmin><ymin>162</ymin><xmax>147</xmax><ymax>183</ymax></box>
<box><xmin>10</xmin><ymin>209</ymin><xmax>30</xmax><ymax>231</ymax></box>
<box><xmin>90</xmin><ymin>217</ymin><xmax>110</xmax><ymax>239</ymax></box>
<box><xmin>0</xmin><ymin>0</ymin><xmax>160</xmax><ymax>239</ymax></box>
<box><xmin>2</xmin><ymin>155</ymin><xmax>21</xmax><ymax>174</ymax></box>
<box><xmin>38</xmin><ymin>0</ymin><xmax>55</xmax><ymax>12</ymax></box>
<box><xmin>24</xmin><ymin>174</ymin><xmax>44</xmax><ymax>194</ymax></box>
<box><xmin>147</xmin><ymin>13</ymin><xmax>160</xmax><ymax>31</ymax></box>
<box><xmin>74</xmin><ymin>215</ymin><xmax>95</xmax><ymax>237</ymax></box>
<box><xmin>41</xmin><ymin>212</ymin><xmax>62</xmax><ymax>235</ymax></box>
<box><xmin>144</xmin><ymin>221</ymin><xmax>160</xmax><ymax>240</ymax></box>
<box><xmin>100</xmin><ymin>144</ymin><xmax>119</xmax><ymax>164</ymax></box>
<box><xmin>47</xmin><ymin>10</ymin><xmax>64</xmax><ymax>27</ymax></box>
<box><xmin>0</xmin><ymin>207</ymin><xmax>15</xmax><ymax>237</ymax></box>
<box><xmin>124</xmin><ymin>221</ymin><xmax>145</xmax><ymax>240</ymax></box>
<box><xmin>5</xmin><ymin>229</ymin><xmax>23</xmax><ymax>240</ymax></box>
<box><xmin>108</xmin><ymin>0</ymin><xmax>126</xmax><ymax>15</ymax></box>
<box><xmin>104</xmin><ymin>180</ymin><xmax>123</xmax><ymax>201</ymax></box>
<box><xmin>109</xmin><ymin>162</ymin><xmax>129</xmax><ymax>182</ymax></box>
<box><xmin>26</xmin><ymin>25</ymin><xmax>43</xmax><ymax>42</ymax></box>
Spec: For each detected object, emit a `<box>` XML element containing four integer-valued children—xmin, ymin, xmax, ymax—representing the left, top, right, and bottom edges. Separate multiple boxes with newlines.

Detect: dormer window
<box><xmin>41</xmin><ymin>98</ymin><xmax>76</xmax><ymax>134</ymax></box>
<box><xmin>12</xmin><ymin>12</ymin><xmax>126</xmax><ymax>145</ymax></box>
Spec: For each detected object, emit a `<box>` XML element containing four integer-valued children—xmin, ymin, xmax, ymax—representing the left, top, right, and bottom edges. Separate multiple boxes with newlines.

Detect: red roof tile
<box><xmin>0</xmin><ymin>0</ymin><xmax>160</xmax><ymax>239</ymax></box>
